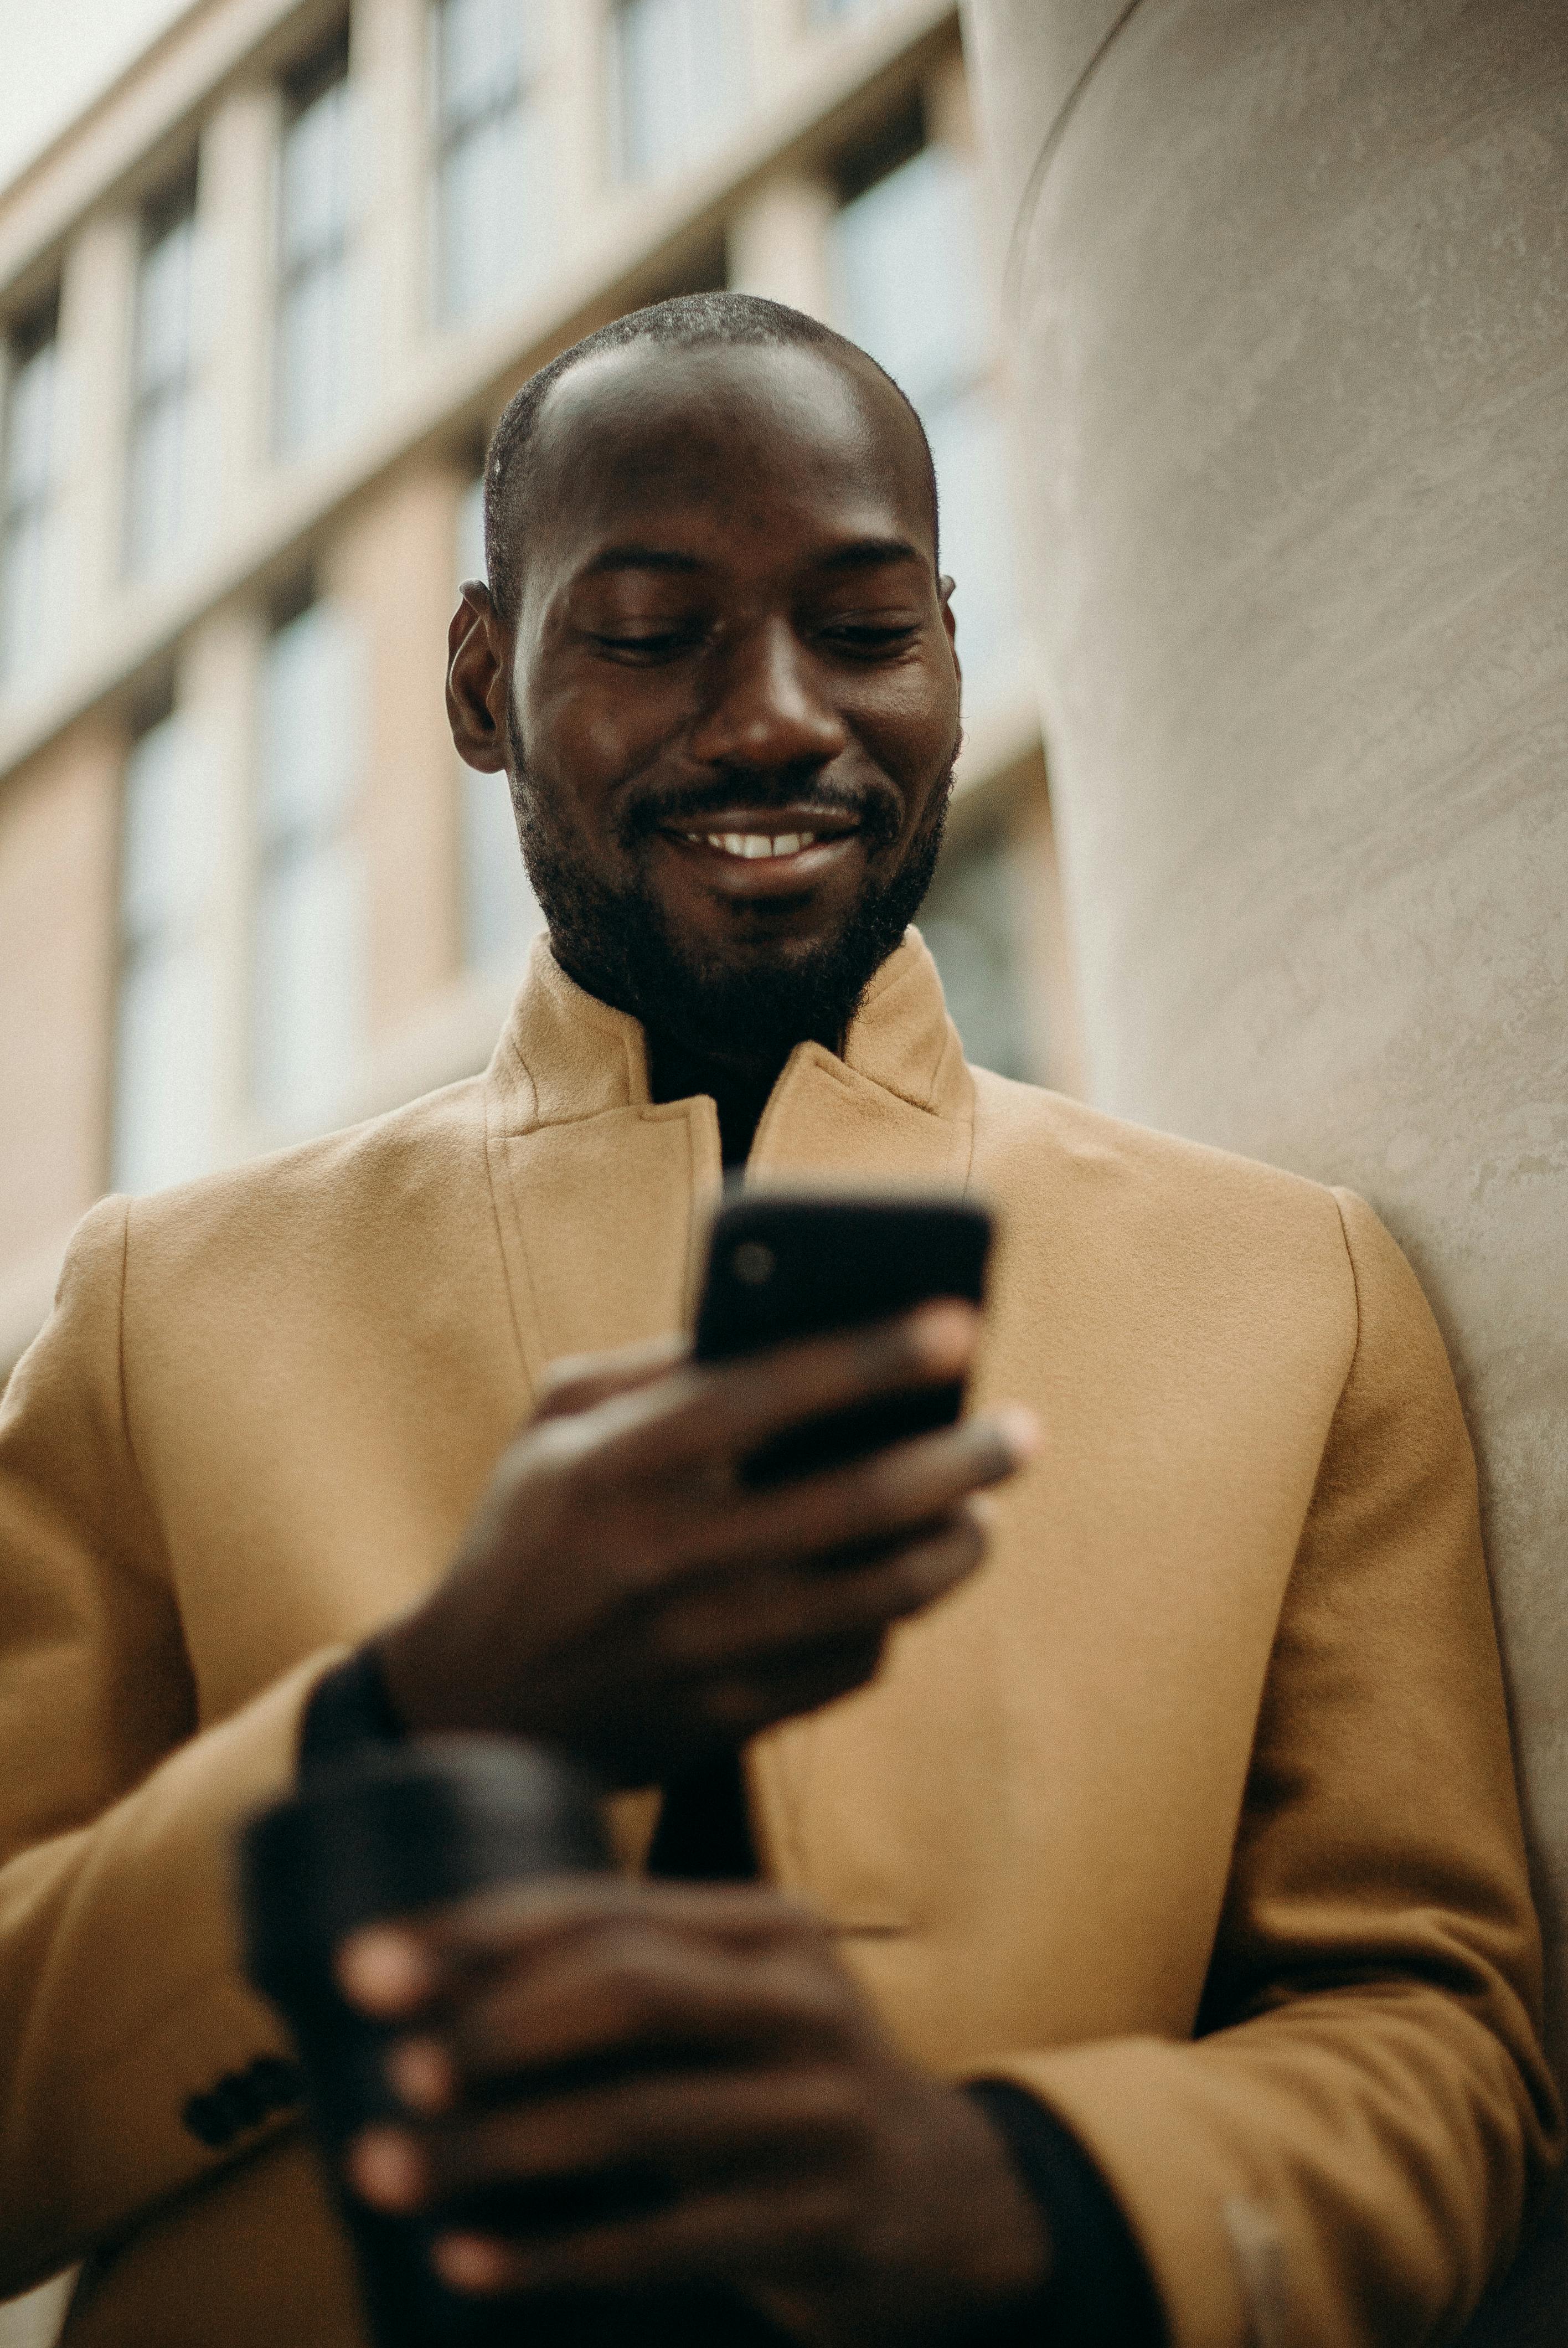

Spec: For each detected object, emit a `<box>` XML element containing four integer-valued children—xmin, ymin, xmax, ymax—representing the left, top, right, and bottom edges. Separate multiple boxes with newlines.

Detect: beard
<box><xmin>506</xmin><ymin>703</ymin><xmax>955</xmax><ymax>1065</ymax></box>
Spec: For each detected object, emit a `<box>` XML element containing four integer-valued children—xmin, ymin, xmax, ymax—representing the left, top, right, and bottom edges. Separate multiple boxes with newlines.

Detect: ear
<box><xmin>447</xmin><ymin>581</ymin><xmax>511</xmax><ymax>773</ymax></box>
<box><xmin>938</xmin><ymin>572</ymin><xmax>962</xmax><ymax>684</ymax></box>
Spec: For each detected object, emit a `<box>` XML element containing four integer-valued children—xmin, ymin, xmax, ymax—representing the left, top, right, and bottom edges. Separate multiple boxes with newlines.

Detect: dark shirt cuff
<box><xmin>298</xmin><ymin>1645</ymin><xmax>408</xmax><ymax>1780</ymax></box>
<box><xmin>964</xmin><ymin>2079</ymin><xmax>1165</xmax><ymax>2346</ymax></box>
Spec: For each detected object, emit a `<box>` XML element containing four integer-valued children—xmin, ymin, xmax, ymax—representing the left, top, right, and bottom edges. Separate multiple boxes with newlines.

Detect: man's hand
<box><xmin>339</xmin><ymin>1880</ymin><xmax>1050</xmax><ymax>2347</ymax></box>
<box><xmin>373</xmin><ymin>1305</ymin><xmax>1035</xmax><ymax>1786</ymax></box>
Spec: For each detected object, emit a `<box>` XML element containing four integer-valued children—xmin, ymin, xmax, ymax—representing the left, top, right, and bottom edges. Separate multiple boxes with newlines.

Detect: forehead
<box><xmin>522</xmin><ymin>338</ymin><xmax>935</xmax><ymax>580</ymax></box>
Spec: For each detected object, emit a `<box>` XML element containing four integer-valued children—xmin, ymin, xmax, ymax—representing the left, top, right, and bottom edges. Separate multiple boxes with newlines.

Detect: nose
<box><xmin>687</xmin><ymin>618</ymin><xmax>849</xmax><ymax>775</ymax></box>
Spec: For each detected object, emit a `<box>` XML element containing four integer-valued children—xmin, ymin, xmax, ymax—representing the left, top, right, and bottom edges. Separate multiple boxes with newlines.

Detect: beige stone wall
<box><xmin>0</xmin><ymin>720</ymin><xmax>120</xmax><ymax>1311</ymax></box>
<box><xmin>323</xmin><ymin>464</ymin><xmax>467</xmax><ymax>1039</ymax></box>
<box><xmin>967</xmin><ymin>1</ymin><xmax>1568</xmax><ymax>2335</ymax></box>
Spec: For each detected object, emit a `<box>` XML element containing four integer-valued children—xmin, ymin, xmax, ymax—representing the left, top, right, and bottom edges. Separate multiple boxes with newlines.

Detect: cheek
<box><xmin>524</xmin><ymin>672</ymin><xmax>679</xmax><ymax>785</ymax></box>
<box><xmin>857</xmin><ymin>663</ymin><xmax>960</xmax><ymax>780</ymax></box>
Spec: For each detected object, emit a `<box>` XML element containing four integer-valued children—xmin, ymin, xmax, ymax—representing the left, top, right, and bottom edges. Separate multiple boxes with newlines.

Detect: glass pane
<box><xmin>126</xmin><ymin>392</ymin><xmax>188</xmax><ymax>576</ymax></box>
<box><xmin>456</xmin><ymin>471</ymin><xmax>486</xmax><ymax>581</ymax></box>
<box><xmin>114</xmin><ymin>712</ymin><xmax>219</xmax><ymax>1194</ymax></box>
<box><xmin>280</xmin><ymin>78</ymin><xmax>351</xmax><ymax>269</ymax></box>
<box><xmin>440</xmin><ymin>0</ymin><xmax>527</xmax><ymax>135</ymax></box>
<box><xmin>121</xmin><ymin>713</ymin><xmax>212</xmax><ymax>944</ymax></box>
<box><xmin>463</xmin><ymin>768</ymin><xmax>545</xmax><ymax>972</ymax></box>
<box><xmin>925</xmin><ymin>387</ymin><xmax>1025</xmax><ymax>716</ymax></box>
<box><xmin>0</xmin><ymin>507</ymin><xmax>47</xmax><ymax>678</ymax></box>
<box><xmin>252</xmin><ymin>834</ymin><xmax>366</xmax><ymax>1124</ymax></box>
<box><xmin>919</xmin><ymin>823</ymin><xmax>1035</xmax><ymax>1080</ymax></box>
<box><xmin>135</xmin><ymin>212</ymin><xmax>195</xmax><ymax>399</ymax></box>
<box><xmin>615</xmin><ymin>0</ymin><xmax>746</xmax><ymax>182</ymax></box>
<box><xmin>275</xmin><ymin>256</ymin><xmax>346</xmax><ymax>452</ymax></box>
<box><xmin>113</xmin><ymin>937</ymin><xmax>220</xmax><ymax>1193</ymax></box>
<box><xmin>440</xmin><ymin>102</ymin><xmax>552</xmax><ymax>320</ymax></box>
<box><xmin>828</xmin><ymin>146</ymin><xmax>988</xmax><ymax>412</ymax></box>
<box><xmin>259</xmin><ymin>600</ymin><xmax>360</xmax><ymax>849</ymax></box>
<box><xmin>3</xmin><ymin>338</ymin><xmax>56</xmax><ymax>509</ymax></box>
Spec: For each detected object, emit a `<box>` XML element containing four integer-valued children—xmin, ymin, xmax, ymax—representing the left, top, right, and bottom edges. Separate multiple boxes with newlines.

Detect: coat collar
<box><xmin>487</xmin><ymin>925</ymin><xmax>974</xmax><ymax>1149</ymax></box>
<box><xmin>478</xmin><ymin>928</ymin><xmax>976</xmax><ymax>1393</ymax></box>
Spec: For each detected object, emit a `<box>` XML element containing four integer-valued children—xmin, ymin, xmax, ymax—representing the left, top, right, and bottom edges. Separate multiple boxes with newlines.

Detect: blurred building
<box><xmin>0</xmin><ymin>0</ymin><xmax>1080</xmax><ymax>1383</ymax></box>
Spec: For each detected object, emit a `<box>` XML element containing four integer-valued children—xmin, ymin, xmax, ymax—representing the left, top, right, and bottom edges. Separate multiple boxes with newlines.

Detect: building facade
<box><xmin>0</xmin><ymin>0</ymin><xmax>1078</xmax><ymax>1386</ymax></box>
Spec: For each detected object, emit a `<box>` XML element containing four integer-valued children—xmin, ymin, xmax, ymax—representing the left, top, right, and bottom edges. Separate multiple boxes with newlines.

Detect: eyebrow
<box><xmin>577</xmin><ymin>534</ymin><xmax>927</xmax><ymax>580</ymax></box>
<box><xmin>814</xmin><ymin>536</ymin><xmax>927</xmax><ymax>574</ymax></box>
<box><xmin>581</xmin><ymin>544</ymin><xmax>708</xmax><ymax>576</ymax></box>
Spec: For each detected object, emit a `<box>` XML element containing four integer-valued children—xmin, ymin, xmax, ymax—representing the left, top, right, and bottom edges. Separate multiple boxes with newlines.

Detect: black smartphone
<box><xmin>693</xmin><ymin>1190</ymin><xmax>993</xmax><ymax>1482</ymax></box>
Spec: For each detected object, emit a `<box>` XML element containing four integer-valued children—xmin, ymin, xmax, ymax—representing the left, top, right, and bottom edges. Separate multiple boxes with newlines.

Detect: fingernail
<box><xmin>348</xmin><ymin>2127</ymin><xmax>425</xmax><ymax>2211</ymax></box>
<box><xmin>388</xmin><ymin>2037</ymin><xmax>455</xmax><ymax>2113</ymax></box>
<box><xmin>996</xmin><ymin>1404</ymin><xmax>1040</xmax><ymax>1463</ymax></box>
<box><xmin>434</xmin><ymin>2233</ymin><xmax>512</xmax><ymax>2293</ymax></box>
<box><xmin>910</xmin><ymin>1300</ymin><xmax>977</xmax><ymax>1369</ymax></box>
<box><xmin>337</xmin><ymin>1928</ymin><xmax>434</xmax><ymax>2012</ymax></box>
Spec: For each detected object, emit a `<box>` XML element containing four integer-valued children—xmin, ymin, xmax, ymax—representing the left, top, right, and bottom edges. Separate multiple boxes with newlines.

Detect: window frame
<box><xmin>273</xmin><ymin>26</ymin><xmax>355</xmax><ymax>457</ymax></box>
<box><xmin>125</xmin><ymin>168</ymin><xmax>200</xmax><ymax>578</ymax></box>
<box><xmin>0</xmin><ymin>295</ymin><xmax>62</xmax><ymax>683</ymax></box>
<box><xmin>429</xmin><ymin>0</ymin><xmax>550</xmax><ymax>325</ymax></box>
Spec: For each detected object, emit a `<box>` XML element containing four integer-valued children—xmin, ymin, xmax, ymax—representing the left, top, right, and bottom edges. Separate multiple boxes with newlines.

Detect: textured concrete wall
<box><xmin>964</xmin><ymin>1</ymin><xmax>1568</xmax><ymax>2335</ymax></box>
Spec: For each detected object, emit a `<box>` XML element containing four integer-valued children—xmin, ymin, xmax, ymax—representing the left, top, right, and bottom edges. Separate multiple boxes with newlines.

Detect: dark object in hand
<box><xmin>694</xmin><ymin>1190</ymin><xmax>993</xmax><ymax>1482</ymax></box>
<box><xmin>238</xmin><ymin>1738</ymin><xmax>611</xmax><ymax>2346</ymax></box>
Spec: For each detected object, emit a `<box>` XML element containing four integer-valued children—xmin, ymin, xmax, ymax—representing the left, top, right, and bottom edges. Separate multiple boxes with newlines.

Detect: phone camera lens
<box><xmin>731</xmin><ymin>1242</ymin><xmax>775</xmax><ymax>1286</ymax></box>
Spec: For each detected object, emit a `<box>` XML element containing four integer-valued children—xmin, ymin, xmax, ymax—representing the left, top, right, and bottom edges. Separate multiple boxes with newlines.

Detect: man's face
<box><xmin>453</xmin><ymin>338</ymin><xmax>962</xmax><ymax>1064</ymax></box>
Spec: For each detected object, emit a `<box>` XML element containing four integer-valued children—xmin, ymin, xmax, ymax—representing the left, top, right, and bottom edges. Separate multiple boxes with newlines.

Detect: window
<box><xmin>829</xmin><ymin>137</ymin><xmax>1024</xmax><ymax>715</ymax></box>
<box><xmin>0</xmin><ymin>299</ymin><xmax>60</xmax><ymax>683</ymax></box>
<box><xmin>252</xmin><ymin>594</ymin><xmax>366</xmax><ymax>1124</ymax></box>
<box><xmin>919</xmin><ymin>815</ymin><xmax>1037</xmax><ymax>1082</ymax></box>
<box><xmin>434</xmin><ymin>0</ymin><xmax>551</xmax><ymax>322</ymax></box>
<box><xmin>275</xmin><ymin>34</ymin><xmax>355</xmax><ymax>455</ymax></box>
<box><xmin>113</xmin><ymin>707</ymin><xmax>221</xmax><ymax>1192</ymax></box>
<box><xmin>126</xmin><ymin>174</ymin><xmax>199</xmax><ymax>576</ymax></box>
<box><xmin>612</xmin><ymin>0</ymin><xmax>746</xmax><ymax>183</ymax></box>
<box><xmin>455</xmin><ymin>472</ymin><xmax>545</xmax><ymax>972</ymax></box>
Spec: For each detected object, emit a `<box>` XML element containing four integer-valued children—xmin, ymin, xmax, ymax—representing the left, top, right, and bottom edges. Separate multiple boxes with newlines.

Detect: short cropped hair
<box><xmin>481</xmin><ymin>291</ymin><xmax>940</xmax><ymax>625</ymax></box>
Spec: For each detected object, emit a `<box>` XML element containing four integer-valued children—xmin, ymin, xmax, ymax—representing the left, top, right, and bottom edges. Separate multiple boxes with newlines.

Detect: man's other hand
<box><xmin>339</xmin><ymin>1879</ymin><xmax>1050</xmax><ymax>2347</ymax></box>
<box><xmin>372</xmin><ymin>1306</ymin><xmax>1035</xmax><ymax>1786</ymax></box>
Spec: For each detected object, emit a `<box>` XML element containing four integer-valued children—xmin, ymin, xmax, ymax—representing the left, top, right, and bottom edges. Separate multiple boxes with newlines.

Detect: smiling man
<box><xmin>463</xmin><ymin>311</ymin><xmax>961</xmax><ymax>1167</ymax></box>
<box><xmin>0</xmin><ymin>294</ymin><xmax>1559</xmax><ymax>2348</ymax></box>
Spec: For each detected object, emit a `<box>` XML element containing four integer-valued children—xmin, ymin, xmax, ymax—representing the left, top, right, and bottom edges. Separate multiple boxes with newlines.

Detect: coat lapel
<box><xmin>479</xmin><ymin>934</ymin><xmax>979</xmax><ymax>1914</ymax></box>
<box><xmin>747</xmin><ymin>930</ymin><xmax>974</xmax><ymax>1192</ymax></box>
<box><xmin>742</xmin><ymin>935</ymin><xmax>979</xmax><ymax>1925</ymax></box>
<box><xmin>482</xmin><ymin>940</ymin><xmax>724</xmax><ymax>1389</ymax></box>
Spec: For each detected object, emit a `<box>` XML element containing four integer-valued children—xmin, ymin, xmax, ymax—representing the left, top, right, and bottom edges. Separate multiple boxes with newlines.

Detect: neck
<box><xmin>645</xmin><ymin>1028</ymin><xmax>798</xmax><ymax>1169</ymax></box>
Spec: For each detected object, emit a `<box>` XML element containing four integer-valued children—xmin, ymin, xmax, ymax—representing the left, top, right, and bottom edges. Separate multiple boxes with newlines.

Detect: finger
<box><xmin>659</xmin><ymin>1505</ymin><xmax>988</xmax><ymax>1678</ymax></box>
<box><xmin>532</xmin><ymin>1333</ymin><xmax>689</xmax><ymax>1424</ymax></box>
<box><xmin>603</xmin><ymin>1303</ymin><xmax>981</xmax><ymax>1480</ymax></box>
<box><xmin>339</xmin><ymin>1880</ymin><xmax>823</xmax><ymax>2017</ymax></box>
<box><xmin>725</xmin><ymin>1407</ymin><xmax>1035</xmax><ymax>1579</ymax></box>
<box><xmin>701</xmin><ymin>1633</ymin><xmax>889</xmax><ymax>1739</ymax></box>
<box><xmin>430</xmin><ymin>2175</ymin><xmax>854</xmax><ymax>2296</ymax></box>
<box><xmin>440</xmin><ymin>1927</ymin><xmax>850</xmax><ymax>2085</ymax></box>
<box><xmin>362</xmin><ymin>2067</ymin><xmax>863</xmax><ymax>2212</ymax></box>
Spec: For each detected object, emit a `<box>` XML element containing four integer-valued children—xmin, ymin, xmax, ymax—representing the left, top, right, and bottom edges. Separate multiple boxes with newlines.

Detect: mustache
<box><xmin>614</xmin><ymin>768</ymin><xmax>905</xmax><ymax>850</ymax></box>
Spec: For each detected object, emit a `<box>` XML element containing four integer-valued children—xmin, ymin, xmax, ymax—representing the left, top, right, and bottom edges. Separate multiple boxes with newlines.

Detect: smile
<box><xmin>654</xmin><ymin>810</ymin><xmax>866</xmax><ymax>898</ymax></box>
<box><xmin>682</xmin><ymin>830</ymin><xmax>818</xmax><ymax>860</ymax></box>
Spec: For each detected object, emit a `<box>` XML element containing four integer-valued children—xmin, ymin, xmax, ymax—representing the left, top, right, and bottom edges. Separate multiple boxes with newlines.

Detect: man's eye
<box><xmin>591</xmin><ymin>629</ymin><xmax>700</xmax><ymax>661</ymax></box>
<box><xmin>819</xmin><ymin>621</ymin><xmax>921</xmax><ymax>656</ymax></box>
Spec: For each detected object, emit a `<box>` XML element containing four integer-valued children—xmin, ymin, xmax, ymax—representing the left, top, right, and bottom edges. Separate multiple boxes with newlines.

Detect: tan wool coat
<box><xmin>0</xmin><ymin>933</ymin><xmax>1558</xmax><ymax>2347</ymax></box>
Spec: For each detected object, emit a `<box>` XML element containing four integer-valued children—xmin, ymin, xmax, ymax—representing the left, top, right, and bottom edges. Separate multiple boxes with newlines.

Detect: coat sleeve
<box><xmin>981</xmin><ymin>1190</ymin><xmax>1562</xmax><ymax>2348</ymax></box>
<box><xmin>0</xmin><ymin>1197</ymin><xmax>340</xmax><ymax>2296</ymax></box>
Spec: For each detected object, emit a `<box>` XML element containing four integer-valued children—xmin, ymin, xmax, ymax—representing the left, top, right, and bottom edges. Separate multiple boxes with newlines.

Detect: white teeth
<box><xmin>700</xmin><ymin>830</ymin><xmax>819</xmax><ymax>859</ymax></box>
